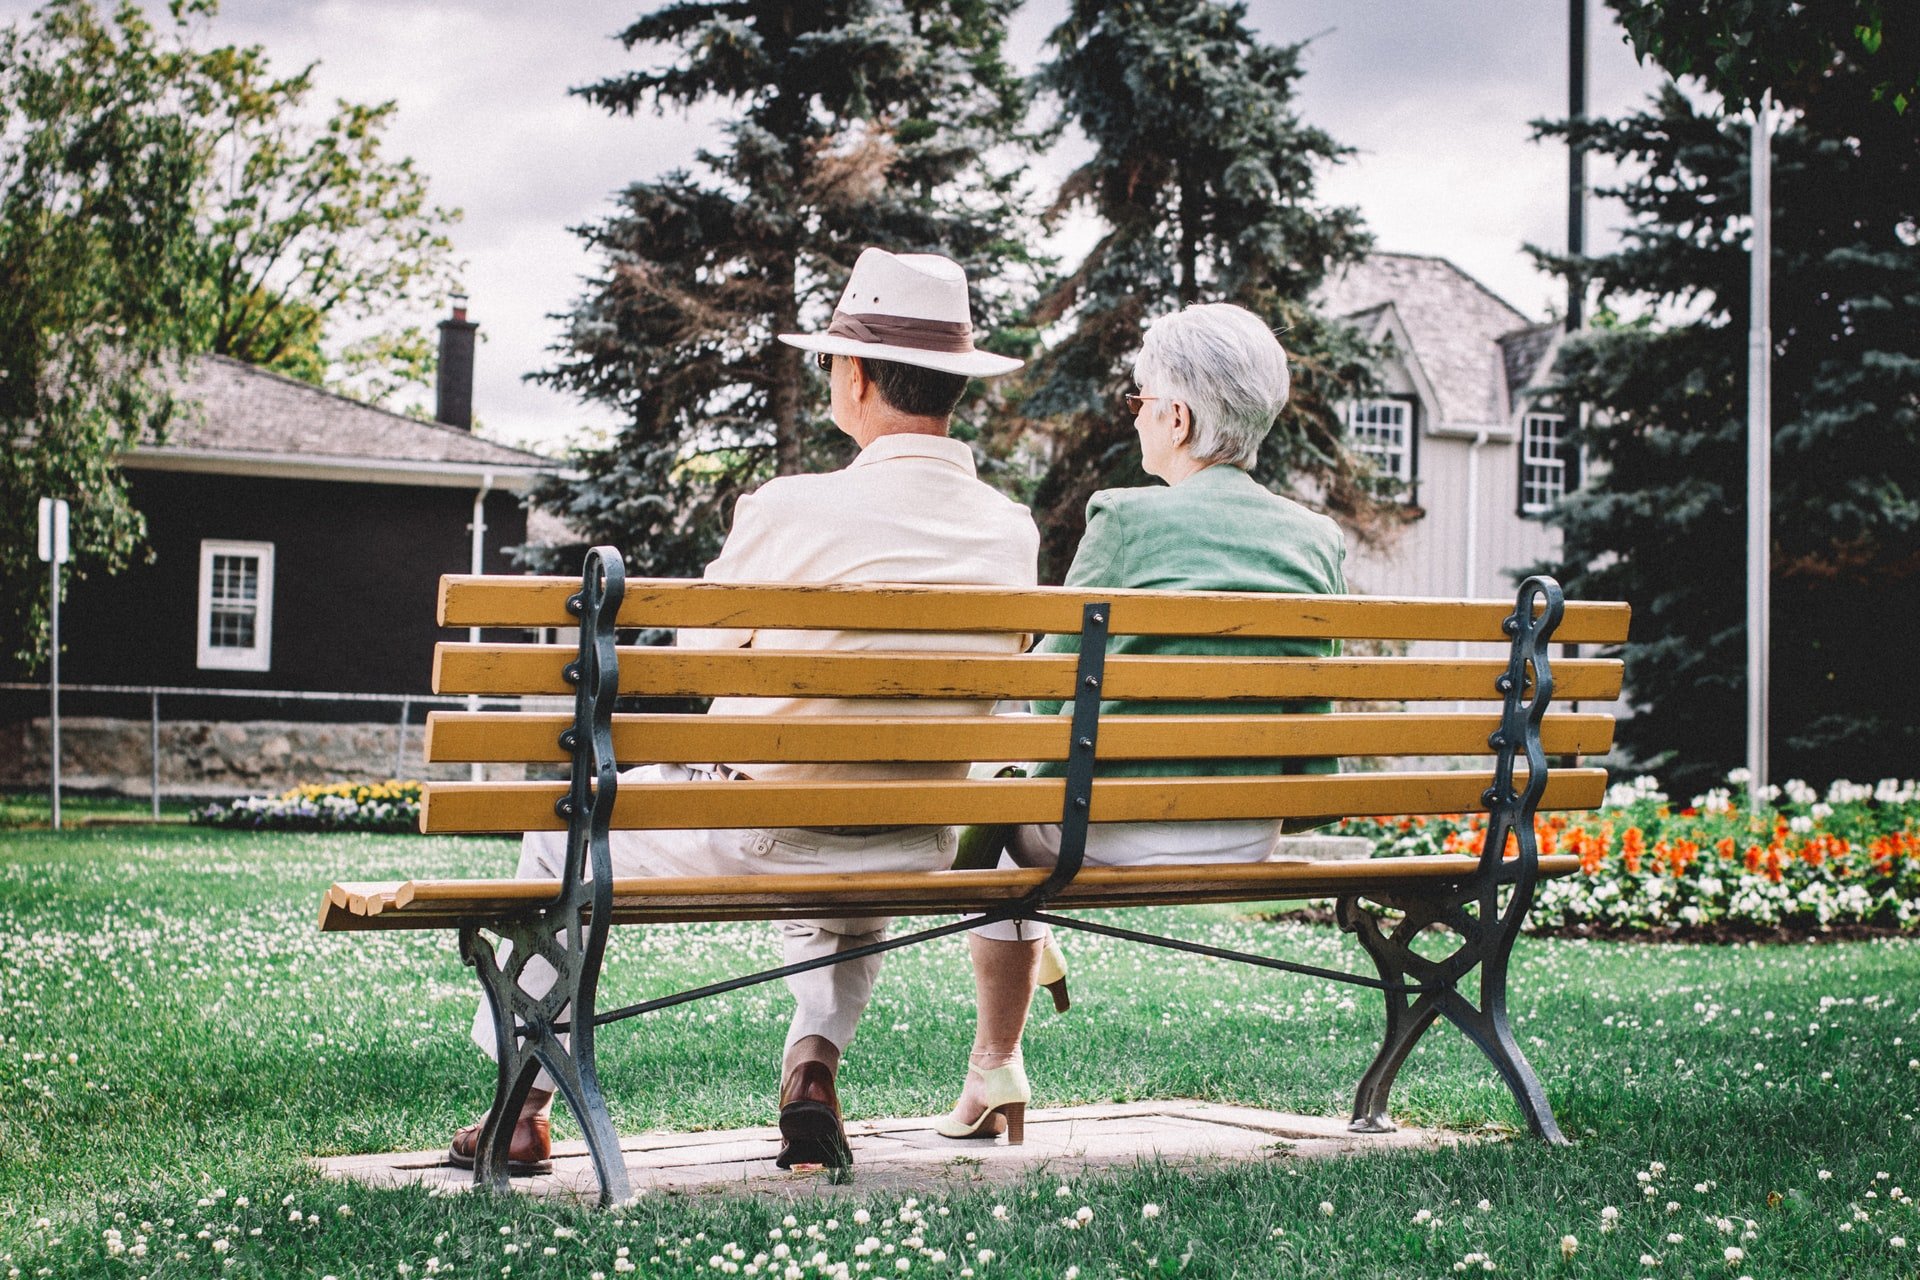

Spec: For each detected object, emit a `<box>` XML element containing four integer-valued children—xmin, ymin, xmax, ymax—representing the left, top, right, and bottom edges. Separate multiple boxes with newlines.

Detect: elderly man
<box><xmin>450</xmin><ymin>248</ymin><xmax>1038</xmax><ymax>1174</ymax></box>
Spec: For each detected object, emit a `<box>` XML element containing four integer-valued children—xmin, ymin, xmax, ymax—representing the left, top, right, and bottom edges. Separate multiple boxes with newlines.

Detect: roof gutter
<box><xmin>118</xmin><ymin>446</ymin><xmax>567</xmax><ymax>490</ymax></box>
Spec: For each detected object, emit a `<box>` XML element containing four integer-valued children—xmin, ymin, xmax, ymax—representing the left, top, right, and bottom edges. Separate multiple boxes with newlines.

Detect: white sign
<box><xmin>37</xmin><ymin>497</ymin><xmax>69</xmax><ymax>564</ymax></box>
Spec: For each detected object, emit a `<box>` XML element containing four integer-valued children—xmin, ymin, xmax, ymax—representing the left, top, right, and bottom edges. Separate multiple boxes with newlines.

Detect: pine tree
<box><xmin>1016</xmin><ymin>0</ymin><xmax>1386</xmax><ymax>579</ymax></box>
<box><xmin>1536</xmin><ymin>31</ymin><xmax>1920</xmax><ymax>793</ymax></box>
<box><xmin>528</xmin><ymin>1</ymin><xmax>1035</xmax><ymax>579</ymax></box>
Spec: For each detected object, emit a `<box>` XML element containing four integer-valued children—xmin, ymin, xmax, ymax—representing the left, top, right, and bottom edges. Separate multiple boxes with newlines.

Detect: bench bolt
<box><xmin>566</xmin><ymin>592</ymin><xmax>584</xmax><ymax>617</ymax></box>
<box><xmin>555</xmin><ymin>797</ymin><xmax>575</xmax><ymax>820</ymax></box>
<box><xmin>1494</xmin><ymin>675</ymin><xmax>1514</xmax><ymax>694</ymax></box>
<box><xmin>1078</xmin><ymin>736</ymin><xmax>1094</xmax><ymax>749</ymax></box>
<box><xmin>559</xmin><ymin>729</ymin><xmax>580</xmax><ymax>752</ymax></box>
<box><xmin>1502</xmin><ymin>614</ymin><xmax>1520</xmax><ymax>636</ymax></box>
<box><xmin>563</xmin><ymin>661</ymin><xmax>583</xmax><ymax>685</ymax></box>
<box><xmin>1487</xmin><ymin>731</ymin><xmax>1507</xmax><ymax>750</ymax></box>
<box><xmin>1083</xmin><ymin>675</ymin><xmax>1100</xmax><ymax>688</ymax></box>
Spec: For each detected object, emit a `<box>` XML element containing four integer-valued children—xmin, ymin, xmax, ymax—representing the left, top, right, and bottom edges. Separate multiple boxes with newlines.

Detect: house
<box><xmin>0</xmin><ymin>303</ymin><xmax>559</xmax><ymax>794</ymax></box>
<box><xmin>1320</xmin><ymin>252</ymin><xmax>1577</xmax><ymax>609</ymax></box>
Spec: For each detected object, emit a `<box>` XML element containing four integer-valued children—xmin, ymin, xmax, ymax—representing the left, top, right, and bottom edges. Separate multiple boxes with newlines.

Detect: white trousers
<box><xmin>471</xmin><ymin>763</ymin><xmax>959</xmax><ymax>1089</ymax></box>
<box><xmin>968</xmin><ymin>818</ymin><xmax>1281</xmax><ymax>942</ymax></box>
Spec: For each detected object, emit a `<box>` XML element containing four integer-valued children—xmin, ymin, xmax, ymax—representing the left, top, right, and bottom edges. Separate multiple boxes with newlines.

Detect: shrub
<box><xmin>192</xmin><ymin>781</ymin><xmax>422</xmax><ymax>833</ymax></box>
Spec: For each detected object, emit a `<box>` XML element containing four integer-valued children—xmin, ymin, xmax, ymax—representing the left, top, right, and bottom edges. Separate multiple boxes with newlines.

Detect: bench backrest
<box><xmin>419</xmin><ymin>568</ymin><xmax>1629</xmax><ymax>836</ymax></box>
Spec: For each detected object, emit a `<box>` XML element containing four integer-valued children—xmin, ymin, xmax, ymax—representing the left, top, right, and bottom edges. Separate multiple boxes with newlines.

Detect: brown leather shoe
<box><xmin>776</xmin><ymin>1060</ymin><xmax>850</xmax><ymax>1169</ymax></box>
<box><xmin>447</xmin><ymin>1113</ymin><xmax>553</xmax><ymax>1176</ymax></box>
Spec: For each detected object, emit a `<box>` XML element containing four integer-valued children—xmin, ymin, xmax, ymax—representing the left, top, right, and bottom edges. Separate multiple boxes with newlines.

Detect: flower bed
<box><xmin>1342</xmin><ymin>773</ymin><xmax>1920</xmax><ymax>936</ymax></box>
<box><xmin>192</xmin><ymin>781</ymin><xmax>422</xmax><ymax>833</ymax></box>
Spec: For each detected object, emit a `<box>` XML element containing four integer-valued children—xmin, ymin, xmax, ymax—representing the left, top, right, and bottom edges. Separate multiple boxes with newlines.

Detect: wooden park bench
<box><xmin>319</xmin><ymin>547</ymin><xmax>1629</xmax><ymax>1204</ymax></box>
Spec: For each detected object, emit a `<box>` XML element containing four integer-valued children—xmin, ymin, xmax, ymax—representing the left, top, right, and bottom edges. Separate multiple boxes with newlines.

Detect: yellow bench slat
<box><xmin>419</xmin><ymin>768</ymin><xmax>1608</xmax><ymax>833</ymax></box>
<box><xmin>432</xmin><ymin>645</ymin><xmax>1625</xmax><ymax>703</ymax></box>
<box><xmin>439</xmin><ymin>576</ymin><xmax>1631</xmax><ymax>644</ymax></box>
<box><xmin>319</xmin><ymin>853</ymin><xmax>1584</xmax><ymax>931</ymax></box>
<box><xmin>423</xmin><ymin>710</ymin><xmax>1617</xmax><ymax>764</ymax></box>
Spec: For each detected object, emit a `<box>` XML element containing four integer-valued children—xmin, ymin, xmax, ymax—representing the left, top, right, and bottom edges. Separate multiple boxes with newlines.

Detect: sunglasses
<box><xmin>1124</xmin><ymin>393</ymin><xmax>1161</xmax><ymax>415</ymax></box>
<box><xmin>815</xmin><ymin>352</ymin><xmax>834</xmax><ymax>373</ymax></box>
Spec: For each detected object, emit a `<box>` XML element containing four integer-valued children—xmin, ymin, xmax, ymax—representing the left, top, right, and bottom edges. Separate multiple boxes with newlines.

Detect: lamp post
<box><xmin>1746</xmin><ymin>93</ymin><xmax>1773</xmax><ymax>794</ymax></box>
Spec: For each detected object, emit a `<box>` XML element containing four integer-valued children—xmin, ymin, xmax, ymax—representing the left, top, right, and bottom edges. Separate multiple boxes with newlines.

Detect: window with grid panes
<box><xmin>1520</xmin><ymin>412</ymin><xmax>1569</xmax><ymax>514</ymax></box>
<box><xmin>197</xmin><ymin>540</ymin><xmax>274</xmax><ymax>671</ymax></box>
<box><xmin>1345</xmin><ymin>398</ymin><xmax>1413</xmax><ymax>484</ymax></box>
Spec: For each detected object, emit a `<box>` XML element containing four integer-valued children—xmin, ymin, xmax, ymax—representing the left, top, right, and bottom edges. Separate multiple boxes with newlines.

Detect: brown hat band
<box><xmin>827</xmin><ymin>310</ymin><xmax>975</xmax><ymax>354</ymax></box>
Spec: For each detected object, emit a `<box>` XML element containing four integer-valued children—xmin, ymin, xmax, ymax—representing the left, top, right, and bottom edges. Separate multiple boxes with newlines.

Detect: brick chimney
<box><xmin>435</xmin><ymin>293</ymin><xmax>478</xmax><ymax>429</ymax></box>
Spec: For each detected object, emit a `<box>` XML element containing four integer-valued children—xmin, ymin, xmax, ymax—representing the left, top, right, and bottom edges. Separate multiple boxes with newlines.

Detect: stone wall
<box><xmin>0</xmin><ymin>716</ymin><xmax>536</xmax><ymax>798</ymax></box>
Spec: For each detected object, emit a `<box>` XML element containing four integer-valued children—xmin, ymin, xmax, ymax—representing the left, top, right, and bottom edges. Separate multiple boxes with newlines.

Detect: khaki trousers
<box><xmin>967</xmin><ymin>817</ymin><xmax>1281</xmax><ymax>942</ymax></box>
<box><xmin>470</xmin><ymin>763</ymin><xmax>959</xmax><ymax>1089</ymax></box>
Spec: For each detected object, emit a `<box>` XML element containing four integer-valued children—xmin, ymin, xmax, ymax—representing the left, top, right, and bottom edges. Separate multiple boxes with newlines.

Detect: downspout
<box><xmin>1459</xmin><ymin>429</ymin><xmax>1490</xmax><ymax>713</ymax></box>
<box><xmin>468</xmin><ymin>472</ymin><xmax>494</xmax><ymax>782</ymax></box>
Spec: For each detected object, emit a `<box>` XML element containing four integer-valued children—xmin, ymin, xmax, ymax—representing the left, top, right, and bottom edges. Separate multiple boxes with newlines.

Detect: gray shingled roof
<box><xmin>1498</xmin><ymin>323</ymin><xmax>1559</xmax><ymax>410</ymax></box>
<box><xmin>149</xmin><ymin>354</ymin><xmax>551</xmax><ymax>470</ymax></box>
<box><xmin>1319</xmin><ymin>253</ymin><xmax>1539</xmax><ymax>427</ymax></box>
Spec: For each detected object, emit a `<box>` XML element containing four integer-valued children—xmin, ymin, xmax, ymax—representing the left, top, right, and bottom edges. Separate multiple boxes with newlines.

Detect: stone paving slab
<box><xmin>312</xmin><ymin>1102</ymin><xmax>1465</xmax><ymax>1202</ymax></box>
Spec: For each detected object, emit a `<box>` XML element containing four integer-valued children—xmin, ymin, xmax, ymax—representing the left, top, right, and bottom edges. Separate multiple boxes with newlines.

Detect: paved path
<box><xmin>313</xmin><ymin>1102</ymin><xmax>1462</xmax><ymax>1202</ymax></box>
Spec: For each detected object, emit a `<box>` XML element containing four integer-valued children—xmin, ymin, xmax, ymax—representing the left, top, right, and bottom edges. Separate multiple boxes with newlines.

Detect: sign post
<box><xmin>38</xmin><ymin>498</ymin><xmax>69</xmax><ymax>831</ymax></box>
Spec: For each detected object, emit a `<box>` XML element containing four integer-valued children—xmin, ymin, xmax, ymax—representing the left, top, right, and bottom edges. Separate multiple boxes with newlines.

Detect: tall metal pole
<box><xmin>48</xmin><ymin>555</ymin><xmax>60</xmax><ymax>832</ymax></box>
<box><xmin>1567</xmin><ymin>0</ymin><xmax>1587</xmax><ymax>330</ymax></box>
<box><xmin>1746</xmin><ymin>94</ymin><xmax>1773</xmax><ymax>794</ymax></box>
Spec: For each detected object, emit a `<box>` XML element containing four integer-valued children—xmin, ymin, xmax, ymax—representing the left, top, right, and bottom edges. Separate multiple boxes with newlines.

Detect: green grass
<box><xmin>0</xmin><ymin>787</ymin><xmax>194</xmax><ymax>828</ymax></box>
<box><xmin>2</xmin><ymin>826</ymin><xmax>1916</xmax><ymax>1278</ymax></box>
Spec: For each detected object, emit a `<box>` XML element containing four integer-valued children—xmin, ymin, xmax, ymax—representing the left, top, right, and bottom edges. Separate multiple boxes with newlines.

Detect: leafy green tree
<box><xmin>1535</xmin><ymin>33</ymin><xmax>1920</xmax><ymax>792</ymax></box>
<box><xmin>1016</xmin><ymin>0</ymin><xmax>1388</xmax><ymax>579</ymax></box>
<box><xmin>527</xmin><ymin>0</ymin><xmax>1037</xmax><ymax>579</ymax></box>
<box><xmin>1</xmin><ymin>0</ymin><xmax>204</xmax><ymax>671</ymax></box>
<box><xmin>184</xmin><ymin>58</ymin><xmax>463</xmax><ymax>407</ymax></box>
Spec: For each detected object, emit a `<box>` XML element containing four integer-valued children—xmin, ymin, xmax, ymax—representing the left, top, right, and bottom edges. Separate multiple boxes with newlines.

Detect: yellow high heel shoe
<box><xmin>1037</xmin><ymin>937</ymin><xmax>1070</xmax><ymax>1013</ymax></box>
<box><xmin>934</xmin><ymin>1056</ymin><xmax>1031</xmax><ymax>1144</ymax></box>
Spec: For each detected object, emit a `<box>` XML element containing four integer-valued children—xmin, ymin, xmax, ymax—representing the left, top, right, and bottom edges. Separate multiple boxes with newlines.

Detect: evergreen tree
<box><xmin>1536</xmin><ymin>30</ymin><xmax>1920</xmax><ymax>793</ymax></box>
<box><xmin>528</xmin><ymin>1</ymin><xmax>1035</xmax><ymax>579</ymax></box>
<box><xmin>1016</xmin><ymin>0</ymin><xmax>1386</xmax><ymax>580</ymax></box>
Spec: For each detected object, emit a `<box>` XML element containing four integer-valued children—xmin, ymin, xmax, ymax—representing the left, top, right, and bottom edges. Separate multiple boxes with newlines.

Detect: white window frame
<box><xmin>1520</xmin><ymin>412</ymin><xmax>1569</xmax><ymax>515</ymax></box>
<box><xmin>196</xmin><ymin>540</ymin><xmax>275</xmax><ymax>672</ymax></box>
<box><xmin>1345</xmin><ymin>397</ymin><xmax>1415</xmax><ymax>485</ymax></box>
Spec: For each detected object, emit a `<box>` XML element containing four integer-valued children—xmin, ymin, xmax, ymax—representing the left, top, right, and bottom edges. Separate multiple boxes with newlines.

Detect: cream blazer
<box><xmin>676</xmin><ymin>432</ymin><xmax>1040</xmax><ymax>783</ymax></box>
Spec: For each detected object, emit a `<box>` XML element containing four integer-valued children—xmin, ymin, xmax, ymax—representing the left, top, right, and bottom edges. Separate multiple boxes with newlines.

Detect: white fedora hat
<box><xmin>778</xmin><ymin>247</ymin><xmax>1023</xmax><ymax>378</ymax></box>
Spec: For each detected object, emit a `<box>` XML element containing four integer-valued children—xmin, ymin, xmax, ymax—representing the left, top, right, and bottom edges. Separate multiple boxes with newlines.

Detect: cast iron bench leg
<box><xmin>1339</xmin><ymin>885</ymin><xmax>1567</xmax><ymax>1145</ymax></box>
<box><xmin>463</xmin><ymin>913</ymin><xmax>634</xmax><ymax>1205</ymax></box>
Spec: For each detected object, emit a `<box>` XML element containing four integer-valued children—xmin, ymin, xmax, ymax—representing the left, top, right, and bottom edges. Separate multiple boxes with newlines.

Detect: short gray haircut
<box><xmin>1132</xmin><ymin>303</ymin><xmax>1291</xmax><ymax>469</ymax></box>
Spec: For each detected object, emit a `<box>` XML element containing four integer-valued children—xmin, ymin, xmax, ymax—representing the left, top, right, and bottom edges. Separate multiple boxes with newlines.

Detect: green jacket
<box><xmin>1032</xmin><ymin>464</ymin><xmax>1347</xmax><ymax>779</ymax></box>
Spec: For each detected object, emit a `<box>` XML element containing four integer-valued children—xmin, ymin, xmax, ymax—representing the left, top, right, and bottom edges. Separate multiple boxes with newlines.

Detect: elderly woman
<box><xmin>936</xmin><ymin>302</ymin><xmax>1348</xmax><ymax>1143</ymax></box>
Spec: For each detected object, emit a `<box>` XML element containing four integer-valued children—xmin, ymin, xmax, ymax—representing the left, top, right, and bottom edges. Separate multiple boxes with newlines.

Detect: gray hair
<box><xmin>1131</xmin><ymin>303</ymin><xmax>1291</xmax><ymax>469</ymax></box>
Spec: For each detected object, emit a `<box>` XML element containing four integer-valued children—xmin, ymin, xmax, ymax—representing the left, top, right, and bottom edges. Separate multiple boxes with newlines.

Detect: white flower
<box><xmin>1560</xmin><ymin>1235</ymin><xmax>1578</xmax><ymax>1259</ymax></box>
<box><xmin>1074</xmin><ymin>1206</ymin><xmax>1093</xmax><ymax>1224</ymax></box>
<box><xmin>1141</xmin><ymin>1204</ymin><xmax>1161</xmax><ymax>1220</ymax></box>
<box><xmin>1319</xmin><ymin>1202</ymin><xmax>1334</xmax><ymax>1216</ymax></box>
<box><xmin>1724</xmin><ymin>1246</ymin><xmax>1744</xmax><ymax>1263</ymax></box>
<box><xmin>1818</xmin><ymin>1169</ymin><xmax>1833</xmax><ymax>1180</ymax></box>
<box><xmin>1477</xmin><ymin>1199</ymin><xmax>1492</xmax><ymax>1212</ymax></box>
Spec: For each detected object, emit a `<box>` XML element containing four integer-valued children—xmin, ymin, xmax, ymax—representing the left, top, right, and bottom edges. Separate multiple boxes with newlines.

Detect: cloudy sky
<box><xmin>3</xmin><ymin>1</ymin><xmax>1666</xmax><ymax>454</ymax></box>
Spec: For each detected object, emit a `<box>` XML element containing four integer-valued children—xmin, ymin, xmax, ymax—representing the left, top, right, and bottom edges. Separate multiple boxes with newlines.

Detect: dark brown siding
<box><xmin>15</xmin><ymin>470</ymin><xmax>529</xmax><ymax>721</ymax></box>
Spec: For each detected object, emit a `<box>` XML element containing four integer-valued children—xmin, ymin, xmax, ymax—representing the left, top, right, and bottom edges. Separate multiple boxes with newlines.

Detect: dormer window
<box><xmin>1520</xmin><ymin>411</ymin><xmax>1576</xmax><ymax>515</ymax></box>
<box><xmin>1345</xmin><ymin>397</ymin><xmax>1417</xmax><ymax>489</ymax></box>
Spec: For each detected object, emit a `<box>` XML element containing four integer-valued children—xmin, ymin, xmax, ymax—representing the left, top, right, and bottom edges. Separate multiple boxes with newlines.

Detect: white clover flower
<box><xmin>1141</xmin><ymin>1204</ymin><xmax>1161</xmax><ymax>1220</ymax></box>
<box><xmin>1639</xmin><ymin>1255</ymin><xmax>1657</xmax><ymax>1267</ymax></box>
<box><xmin>1319</xmin><ymin>1202</ymin><xmax>1334</xmax><ymax>1216</ymax></box>
<box><xmin>1560</xmin><ymin>1235</ymin><xmax>1578</xmax><ymax>1259</ymax></box>
<box><xmin>1724</xmin><ymin>1246</ymin><xmax>1744</xmax><ymax>1264</ymax></box>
